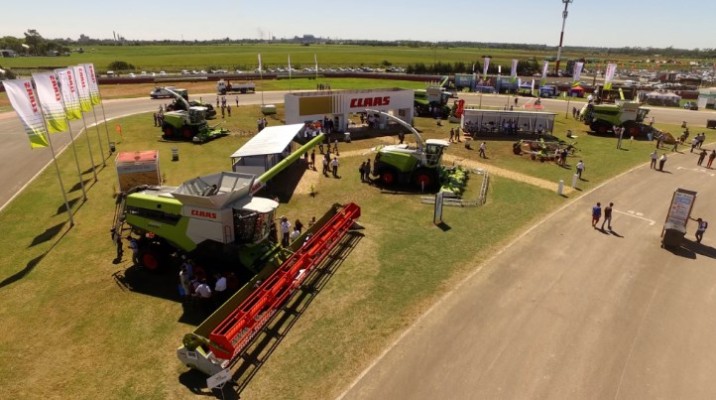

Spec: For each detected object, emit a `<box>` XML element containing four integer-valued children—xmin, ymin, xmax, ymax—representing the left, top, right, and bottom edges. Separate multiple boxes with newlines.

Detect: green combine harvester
<box><xmin>580</xmin><ymin>100</ymin><xmax>650</xmax><ymax>137</ymax></box>
<box><xmin>159</xmin><ymin>87</ymin><xmax>228</xmax><ymax>143</ymax></box>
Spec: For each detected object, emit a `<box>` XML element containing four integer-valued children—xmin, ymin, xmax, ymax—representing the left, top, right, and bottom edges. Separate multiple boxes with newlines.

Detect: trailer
<box><xmin>217</xmin><ymin>79</ymin><xmax>256</xmax><ymax>95</ymax></box>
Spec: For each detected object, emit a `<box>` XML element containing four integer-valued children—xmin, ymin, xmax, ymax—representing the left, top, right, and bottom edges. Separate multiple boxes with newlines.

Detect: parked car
<box><xmin>683</xmin><ymin>101</ymin><xmax>698</xmax><ymax>110</ymax></box>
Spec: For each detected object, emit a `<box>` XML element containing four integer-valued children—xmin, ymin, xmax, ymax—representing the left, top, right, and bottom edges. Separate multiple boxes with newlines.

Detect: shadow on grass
<box><xmin>55</xmin><ymin>197</ymin><xmax>81</xmax><ymax>216</ymax></box>
<box><xmin>69</xmin><ymin>179</ymin><xmax>93</xmax><ymax>193</ymax></box>
<box><xmin>29</xmin><ymin>222</ymin><xmax>66</xmax><ymax>247</ymax></box>
<box><xmin>260</xmin><ymin>162</ymin><xmax>308</xmax><ymax>203</ymax></box>
<box><xmin>436</xmin><ymin>222</ymin><xmax>452</xmax><ymax>232</ymax></box>
<box><xmin>1</xmin><ymin>224</ymin><xmax>71</xmax><ymax>290</ymax></box>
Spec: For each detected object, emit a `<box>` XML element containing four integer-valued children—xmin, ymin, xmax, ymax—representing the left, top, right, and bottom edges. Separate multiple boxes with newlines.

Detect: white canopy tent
<box><xmin>230</xmin><ymin>123</ymin><xmax>305</xmax><ymax>176</ymax></box>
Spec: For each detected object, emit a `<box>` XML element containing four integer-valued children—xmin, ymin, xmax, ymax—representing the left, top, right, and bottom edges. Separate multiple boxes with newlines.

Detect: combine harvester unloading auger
<box><xmin>177</xmin><ymin>202</ymin><xmax>361</xmax><ymax>375</ymax></box>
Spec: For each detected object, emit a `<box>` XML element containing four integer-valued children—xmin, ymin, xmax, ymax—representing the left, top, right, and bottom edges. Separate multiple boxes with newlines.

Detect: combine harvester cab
<box><xmin>177</xmin><ymin>202</ymin><xmax>361</xmax><ymax>376</ymax></box>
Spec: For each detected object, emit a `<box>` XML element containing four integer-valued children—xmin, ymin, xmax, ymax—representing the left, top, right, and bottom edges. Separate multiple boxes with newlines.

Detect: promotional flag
<box><xmin>73</xmin><ymin>65</ymin><xmax>92</xmax><ymax>112</ymax></box>
<box><xmin>32</xmin><ymin>72</ymin><xmax>68</xmax><ymax>134</ymax></box>
<box><xmin>288</xmin><ymin>55</ymin><xmax>292</xmax><ymax>79</ymax></box>
<box><xmin>3</xmin><ymin>79</ymin><xmax>49</xmax><ymax>148</ymax></box>
<box><xmin>83</xmin><ymin>63</ymin><xmax>101</xmax><ymax>105</ymax></box>
<box><xmin>314</xmin><ymin>54</ymin><xmax>318</xmax><ymax>72</ymax></box>
<box><xmin>257</xmin><ymin>53</ymin><xmax>262</xmax><ymax>73</ymax></box>
<box><xmin>603</xmin><ymin>63</ymin><xmax>617</xmax><ymax>90</ymax></box>
<box><xmin>483</xmin><ymin>57</ymin><xmax>490</xmax><ymax>79</ymax></box>
<box><xmin>55</xmin><ymin>68</ymin><xmax>82</xmax><ymax>120</ymax></box>
<box><xmin>510</xmin><ymin>59</ymin><xmax>518</xmax><ymax>78</ymax></box>
<box><xmin>472</xmin><ymin>63</ymin><xmax>475</xmax><ymax>74</ymax></box>
<box><xmin>572</xmin><ymin>62</ymin><xmax>584</xmax><ymax>84</ymax></box>
<box><xmin>540</xmin><ymin>60</ymin><xmax>549</xmax><ymax>85</ymax></box>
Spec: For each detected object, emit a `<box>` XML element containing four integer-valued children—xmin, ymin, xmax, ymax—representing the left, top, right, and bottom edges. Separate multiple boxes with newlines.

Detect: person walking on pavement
<box><xmin>576</xmin><ymin>160</ymin><xmax>585</xmax><ymax>180</ymax></box>
<box><xmin>658</xmin><ymin>153</ymin><xmax>667</xmax><ymax>171</ymax></box>
<box><xmin>592</xmin><ymin>202</ymin><xmax>602</xmax><ymax>229</ymax></box>
<box><xmin>698</xmin><ymin>149</ymin><xmax>708</xmax><ymax>166</ymax></box>
<box><xmin>601</xmin><ymin>202</ymin><xmax>614</xmax><ymax>231</ymax></box>
<box><xmin>707</xmin><ymin>150</ymin><xmax>716</xmax><ymax>169</ymax></box>
<box><xmin>650</xmin><ymin>150</ymin><xmax>658</xmax><ymax>169</ymax></box>
<box><xmin>690</xmin><ymin>217</ymin><xmax>708</xmax><ymax>243</ymax></box>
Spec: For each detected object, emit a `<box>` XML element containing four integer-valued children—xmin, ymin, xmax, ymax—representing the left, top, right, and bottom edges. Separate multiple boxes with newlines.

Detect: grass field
<box><xmin>0</xmin><ymin>43</ymin><xmax>661</xmax><ymax>74</ymax></box>
<box><xmin>0</xmin><ymin>99</ymin><xmax>683</xmax><ymax>399</ymax></box>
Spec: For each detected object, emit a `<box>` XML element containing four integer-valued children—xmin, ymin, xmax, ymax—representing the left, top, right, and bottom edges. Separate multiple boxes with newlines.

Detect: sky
<box><xmin>2</xmin><ymin>1</ymin><xmax>714</xmax><ymax>50</ymax></box>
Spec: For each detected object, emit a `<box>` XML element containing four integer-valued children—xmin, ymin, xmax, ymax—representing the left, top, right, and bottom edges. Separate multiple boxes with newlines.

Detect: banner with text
<box><xmin>72</xmin><ymin>65</ymin><xmax>92</xmax><ymax>112</ymax></box>
<box><xmin>83</xmin><ymin>63</ymin><xmax>101</xmax><ymax>105</ymax></box>
<box><xmin>4</xmin><ymin>79</ymin><xmax>49</xmax><ymax>148</ymax></box>
<box><xmin>257</xmin><ymin>53</ymin><xmax>262</xmax><ymax>73</ymax></box>
<box><xmin>603</xmin><ymin>63</ymin><xmax>617</xmax><ymax>90</ymax></box>
<box><xmin>483</xmin><ymin>57</ymin><xmax>490</xmax><ymax>80</ymax></box>
<box><xmin>32</xmin><ymin>72</ymin><xmax>68</xmax><ymax>134</ymax></box>
<box><xmin>55</xmin><ymin>68</ymin><xmax>82</xmax><ymax>120</ymax></box>
<box><xmin>510</xmin><ymin>59</ymin><xmax>518</xmax><ymax>81</ymax></box>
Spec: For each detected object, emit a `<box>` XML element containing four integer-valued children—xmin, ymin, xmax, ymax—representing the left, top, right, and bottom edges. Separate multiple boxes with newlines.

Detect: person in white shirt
<box><xmin>290</xmin><ymin>227</ymin><xmax>301</xmax><ymax>242</ymax></box>
<box><xmin>214</xmin><ymin>273</ymin><xmax>227</xmax><ymax>304</ymax></box>
<box><xmin>280</xmin><ymin>217</ymin><xmax>291</xmax><ymax>247</ymax></box>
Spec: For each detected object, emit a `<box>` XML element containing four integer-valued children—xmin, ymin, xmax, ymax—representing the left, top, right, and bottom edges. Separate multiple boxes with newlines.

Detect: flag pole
<box><xmin>90</xmin><ymin>106</ymin><xmax>108</xmax><ymax>162</ymax></box>
<box><xmin>66</xmin><ymin>122</ymin><xmax>88</xmax><ymax>201</ymax></box>
<box><xmin>80</xmin><ymin>114</ymin><xmax>99</xmax><ymax>181</ymax></box>
<box><xmin>35</xmin><ymin>104</ymin><xmax>75</xmax><ymax>226</ymax></box>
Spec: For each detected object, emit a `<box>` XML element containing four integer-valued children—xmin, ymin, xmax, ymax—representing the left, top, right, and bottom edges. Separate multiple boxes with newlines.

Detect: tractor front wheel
<box><xmin>139</xmin><ymin>248</ymin><xmax>161</xmax><ymax>271</ymax></box>
<box><xmin>414</xmin><ymin>169</ymin><xmax>436</xmax><ymax>191</ymax></box>
<box><xmin>182</xmin><ymin>126</ymin><xmax>194</xmax><ymax>140</ymax></box>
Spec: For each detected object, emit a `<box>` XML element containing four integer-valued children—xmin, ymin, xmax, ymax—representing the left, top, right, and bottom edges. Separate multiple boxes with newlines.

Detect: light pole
<box><xmin>554</xmin><ymin>0</ymin><xmax>573</xmax><ymax>76</ymax></box>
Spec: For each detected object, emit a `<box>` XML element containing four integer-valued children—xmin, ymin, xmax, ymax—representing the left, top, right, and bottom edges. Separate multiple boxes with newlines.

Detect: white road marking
<box><xmin>676</xmin><ymin>166</ymin><xmax>715</xmax><ymax>177</ymax></box>
<box><xmin>620</xmin><ymin>210</ymin><xmax>656</xmax><ymax>225</ymax></box>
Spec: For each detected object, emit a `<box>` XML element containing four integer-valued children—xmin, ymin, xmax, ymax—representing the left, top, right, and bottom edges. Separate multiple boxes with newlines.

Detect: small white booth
<box><xmin>230</xmin><ymin>123</ymin><xmax>305</xmax><ymax>176</ymax></box>
<box><xmin>284</xmin><ymin>89</ymin><xmax>414</xmax><ymax>132</ymax></box>
<box><xmin>461</xmin><ymin>109</ymin><xmax>557</xmax><ymax>135</ymax></box>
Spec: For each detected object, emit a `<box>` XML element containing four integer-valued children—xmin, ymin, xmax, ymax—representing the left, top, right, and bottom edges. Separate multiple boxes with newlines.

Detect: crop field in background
<box><xmin>0</xmin><ymin>43</ymin><xmax>686</xmax><ymax>74</ymax></box>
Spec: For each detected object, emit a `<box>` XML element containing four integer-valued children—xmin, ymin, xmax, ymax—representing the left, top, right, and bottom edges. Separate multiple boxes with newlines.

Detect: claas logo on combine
<box><xmin>349</xmin><ymin>96</ymin><xmax>390</xmax><ymax>108</ymax></box>
<box><xmin>191</xmin><ymin>209</ymin><xmax>217</xmax><ymax>220</ymax></box>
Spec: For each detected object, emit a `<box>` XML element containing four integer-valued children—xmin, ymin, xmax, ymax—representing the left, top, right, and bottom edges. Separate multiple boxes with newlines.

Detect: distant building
<box><xmin>0</xmin><ymin>49</ymin><xmax>18</xmax><ymax>57</ymax></box>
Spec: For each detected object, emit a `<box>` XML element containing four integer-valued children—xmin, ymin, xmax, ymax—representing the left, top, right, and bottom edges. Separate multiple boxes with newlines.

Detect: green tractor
<box><xmin>159</xmin><ymin>87</ymin><xmax>227</xmax><ymax>143</ymax></box>
<box><xmin>368</xmin><ymin>110</ymin><xmax>449</xmax><ymax>190</ymax></box>
<box><xmin>581</xmin><ymin>101</ymin><xmax>650</xmax><ymax>137</ymax></box>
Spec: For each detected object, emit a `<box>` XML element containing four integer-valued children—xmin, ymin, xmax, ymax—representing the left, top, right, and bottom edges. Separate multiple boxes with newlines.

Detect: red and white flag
<box><xmin>55</xmin><ymin>68</ymin><xmax>82</xmax><ymax>120</ymax></box>
<box><xmin>72</xmin><ymin>65</ymin><xmax>92</xmax><ymax>112</ymax></box>
<box><xmin>32</xmin><ymin>72</ymin><xmax>68</xmax><ymax>134</ymax></box>
<box><xmin>4</xmin><ymin>79</ymin><xmax>49</xmax><ymax>148</ymax></box>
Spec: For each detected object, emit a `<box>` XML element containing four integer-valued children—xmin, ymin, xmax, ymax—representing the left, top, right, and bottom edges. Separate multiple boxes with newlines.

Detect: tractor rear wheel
<box><xmin>379</xmin><ymin>169</ymin><xmax>397</xmax><ymax>186</ymax></box>
<box><xmin>590</xmin><ymin>121</ymin><xmax>610</xmax><ymax>135</ymax></box>
<box><xmin>162</xmin><ymin>125</ymin><xmax>175</xmax><ymax>139</ymax></box>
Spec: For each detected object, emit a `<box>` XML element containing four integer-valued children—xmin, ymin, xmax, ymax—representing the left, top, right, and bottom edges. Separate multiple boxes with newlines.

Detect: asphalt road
<box><xmin>339</xmin><ymin>147</ymin><xmax>716</xmax><ymax>399</ymax></box>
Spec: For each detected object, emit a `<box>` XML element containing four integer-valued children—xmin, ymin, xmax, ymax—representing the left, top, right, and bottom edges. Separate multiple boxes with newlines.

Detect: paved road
<box><xmin>339</xmin><ymin>149</ymin><xmax>716</xmax><ymax>399</ymax></box>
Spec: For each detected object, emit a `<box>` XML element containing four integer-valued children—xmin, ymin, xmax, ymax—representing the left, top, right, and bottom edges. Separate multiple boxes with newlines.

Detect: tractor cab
<box><xmin>423</xmin><ymin>139</ymin><xmax>449</xmax><ymax>167</ymax></box>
